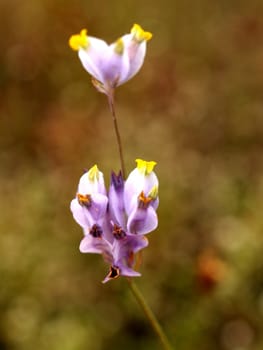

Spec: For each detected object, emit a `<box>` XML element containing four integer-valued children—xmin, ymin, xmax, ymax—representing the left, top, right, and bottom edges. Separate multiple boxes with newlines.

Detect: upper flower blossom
<box><xmin>124</xmin><ymin>159</ymin><xmax>159</xmax><ymax>215</ymax></box>
<box><xmin>70</xmin><ymin>159</ymin><xmax>158</xmax><ymax>283</ymax></box>
<box><xmin>69</xmin><ymin>24</ymin><xmax>152</xmax><ymax>96</ymax></box>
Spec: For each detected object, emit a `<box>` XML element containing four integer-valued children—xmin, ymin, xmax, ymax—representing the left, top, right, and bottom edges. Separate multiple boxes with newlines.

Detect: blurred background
<box><xmin>1</xmin><ymin>0</ymin><xmax>263</xmax><ymax>349</ymax></box>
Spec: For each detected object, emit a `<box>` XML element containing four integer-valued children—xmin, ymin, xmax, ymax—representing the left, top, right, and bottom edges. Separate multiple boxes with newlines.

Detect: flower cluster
<box><xmin>69</xmin><ymin>24</ymin><xmax>152</xmax><ymax>96</ymax></box>
<box><xmin>70</xmin><ymin>159</ymin><xmax>159</xmax><ymax>283</ymax></box>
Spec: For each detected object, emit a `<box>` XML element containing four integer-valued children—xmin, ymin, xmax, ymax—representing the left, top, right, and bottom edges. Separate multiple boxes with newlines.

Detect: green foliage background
<box><xmin>1</xmin><ymin>0</ymin><xmax>263</xmax><ymax>349</ymax></box>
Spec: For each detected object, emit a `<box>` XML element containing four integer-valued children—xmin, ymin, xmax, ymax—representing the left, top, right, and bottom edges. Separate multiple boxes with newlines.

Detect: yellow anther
<box><xmin>114</xmin><ymin>38</ymin><xmax>124</xmax><ymax>55</ymax></box>
<box><xmin>88</xmin><ymin>164</ymin><xmax>99</xmax><ymax>182</ymax></box>
<box><xmin>131</xmin><ymin>24</ymin><xmax>152</xmax><ymax>42</ymax></box>
<box><xmin>136</xmin><ymin>159</ymin><xmax>157</xmax><ymax>175</ymax></box>
<box><xmin>148</xmin><ymin>185</ymin><xmax>158</xmax><ymax>199</ymax></box>
<box><xmin>69</xmin><ymin>29</ymin><xmax>89</xmax><ymax>51</ymax></box>
<box><xmin>77</xmin><ymin>193</ymin><xmax>91</xmax><ymax>206</ymax></box>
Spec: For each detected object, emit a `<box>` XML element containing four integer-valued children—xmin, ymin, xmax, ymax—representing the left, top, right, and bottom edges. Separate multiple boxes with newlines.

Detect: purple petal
<box><xmin>100</xmin><ymin>42</ymin><xmax>130</xmax><ymax>88</ymax></box>
<box><xmin>120</xmin><ymin>34</ymin><xmax>147</xmax><ymax>84</ymax></box>
<box><xmin>110</xmin><ymin>171</ymin><xmax>124</xmax><ymax>191</ymax></box>
<box><xmin>70</xmin><ymin>199</ymin><xmax>93</xmax><ymax>228</ymax></box>
<box><xmin>102</xmin><ymin>234</ymin><xmax>148</xmax><ymax>283</ymax></box>
<box><xmin>87</xmin><ymin>193</ymin><xmax>108</xmax><ymax>221</ymax></box>
<box><xmin>112</xmin><ymin>235</ymin><xmax>148</xmax><ymax>266</ymax></box>
<box><xmin>151</xmin><ymin>197</ymin><xmax>159</xmax><ymax>211</ymax></box>
<box><xmin>78</xmin><ymin>167</ymin><xmax>106</xmax><ymax>195</ymax></box>
<box><xmin>124</xmin><ymin>168</ymin><xmax>158</xmax><ymax>215</ymax></box>
<box><xmin>78</xmin><ymin>37</ymin><xmax>108</xmax><ymax>83</ymax></box>
<box><xmin>108</xmin><ymin>171</ymin><xmax>126</xmax><ymax>228</ymax></box>
<box><xmin>70</xmin><ymin>194</ymin><xmax>108</xmax><ymax>229</ymax></box>
<box><xmin>119</xmin><ymin>234</ymin><xmax>149</xmax><ymax>255</ymax></box>
<box><xmin>119</xmin><ymin>266</ymin><xmax>141</xmax><ymax>277</ymax></box>
<box><xmin>79</xmin><ymin>234</ymin><xmax>111</xmax><ymax>254</ymax></box>
<box><xmin>101</xmin><ymin>218</ymin><xmax>115</xmax><ymax>244</ymax></box>
<box><xmin>127</xmin><ymin>205</ymin><xmax>158</xmax><ymax>235</ymax></box>
<box><xmin>102</xmin><ymin>265</ymin><xmax>141</xmax><ymax>283</ymax></box>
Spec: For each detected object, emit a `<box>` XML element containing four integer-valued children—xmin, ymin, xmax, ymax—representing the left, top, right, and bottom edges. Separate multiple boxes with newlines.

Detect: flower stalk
<box><xmin>107</xmin><ymin>92</ymin><xmax>126</xmax><ymax>179</ymax></box>
<box><xmin>127</xmin><ymin>278</ymin><xmax>173</xmax><ymax>350</ymax></box>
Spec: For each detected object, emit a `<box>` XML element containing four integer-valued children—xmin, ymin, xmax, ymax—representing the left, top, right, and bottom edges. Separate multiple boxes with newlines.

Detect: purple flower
<box><xmin>70</xmin><ymin>159</ymin><xmax>159</xmax><ymax>282</ymax></box>
<box><xmin>68</xmin><ymin>24</ymin><xmax>152</xmax><ymax>96</ymax></box>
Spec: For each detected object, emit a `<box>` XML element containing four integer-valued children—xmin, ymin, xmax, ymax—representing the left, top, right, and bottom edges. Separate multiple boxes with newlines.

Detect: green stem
<box><xmin>127</xmin><ymin>278</ymin><xmax>173</xmax><ymax>350</ymax></box>
<box><xmin>107</xmin><ymin>91</ymin><xmax>126</xmax><ymax>179</ymax></box>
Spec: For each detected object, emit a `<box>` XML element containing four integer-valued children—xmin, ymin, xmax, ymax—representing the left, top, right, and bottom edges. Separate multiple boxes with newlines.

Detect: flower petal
<box><xmin>112</xmin><ymin>234</ymin><xmax>148</xmax><ymax>265</ymax></box>
<box><xmin>124</xmin><ymin>159</ymin><xmax>158</xmax><ymax>215</ymax></box>
<box><xmin>108</xmin><ymin>171</ymin><xmax>126</xmax><ymax>228</ymax></box>
<box><xmin>78</xmin><ymin>36</ymin><xmax>109</xmax><ymax>83</ymax></box>
<box><xmin>127</xmin><ymin>205</ymin><xmax>158</xmax><ymax>235</ymax></box>
<box><xmin>79</xmin><ymin>234</ymin><xmax>111</xmax><ymax>254</ymax></box>
<box><xmin>119</xmin><ymin>266</ymin><xmax>141</xmax><ymax>277</ymax></box>
<box><xmin>100</xmin><ymin>39</ymin><xmax>130</xmax><ymax>88</ymax></box>
<box><xmin>120</xmin><ymin>34</ymin><xmax>147</xmax><ymax>83</ymax></box>
<box><xmin>70</xmin><ymin>193</ymin><xmax>108</xmax><ymax>229</ymax></box>
<box><xmin>119</xmin><ymin>24</ymin><xmax>152</xmax><ymax>84</ymax></box>
<box><xmin>78</xmin><ymin>165</ymin><xmax>106</xmax><ymax>195</ymax></box>
<box><xmin>79</xmin><ymin>36</ymin><xmax>131</xmax><ymax>93</ymax></box>
<box><xmin>120</xmin><ymin>234</ymin><xmax>149</xmax><ymax>254</ymax></box>
<box><xmin>102</xmin><ymin>265</ymin><xmax>141</xmax><ymax>283</ymax></box>
<box><xmin>102</xmin><ymin>235</ymin><xmax>148</xmax><ymax>282</ymax></box>
<box><xmin>86</xmin><ymin>193</ymin><xmax>108</xmax><ymax>221</ymax></box>
<box><xmin>70</xmin><ymin>198</ymin><xmax>93</xmax><ymax>228</ymax></box>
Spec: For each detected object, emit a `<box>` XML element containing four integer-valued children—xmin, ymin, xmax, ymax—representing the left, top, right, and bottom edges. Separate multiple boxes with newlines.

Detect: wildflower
<box><xmin>124</xmin><ymin>158</ymin><xmax>159</xmax><ymax>215</ymax></box>
<box><xmin>69</xmin><ymin>24</ymin><xmax>152</xmax><ymax>96</ymax></box>
<box><xmin>70</xmin><ymin>165</ymin><xmax>108</xmax><ymax>229</ymax></box>
<box><xmin>80</xmin><ymin>226</ymin><xmax>149</xmax><ymax>283</ymax></box>
<box><xmin>78</xmin><ymin>164</ymin><xmax>106</xmax><ymax>195</ymax></box>
<box><xmin>70</xmin><ymin>160</ymin><xmax>159</xmax><ymax>282</ymax></box>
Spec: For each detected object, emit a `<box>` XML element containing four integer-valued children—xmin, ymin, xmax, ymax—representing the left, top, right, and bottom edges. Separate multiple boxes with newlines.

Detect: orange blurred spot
<box><xmin>196</xmin><ymin>249</ymin><xmax>227</xmax><ymax>292</ymax></box>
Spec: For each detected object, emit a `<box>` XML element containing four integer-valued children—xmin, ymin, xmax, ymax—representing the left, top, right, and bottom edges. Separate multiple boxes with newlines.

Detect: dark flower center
<box><xmin>108</xmin><ymin>266</ymin><xmax>120</xmax><ymax>279</ymax></box>
<box><xmin>89</xmin><ymin>224</ymin><xmax>103</xmax><ymax>238</ymax></box>
<box><xmin>113</xmin><ymin>224</ymin><xmax>126</xmax><ymax>240</ymax></box>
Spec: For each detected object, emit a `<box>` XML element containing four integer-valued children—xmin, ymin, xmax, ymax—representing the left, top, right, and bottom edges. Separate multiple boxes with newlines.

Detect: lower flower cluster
<box><xmin>70</xmin><ymin>159</ymin><xmax>159</xmax><ymax>283</ymax></box>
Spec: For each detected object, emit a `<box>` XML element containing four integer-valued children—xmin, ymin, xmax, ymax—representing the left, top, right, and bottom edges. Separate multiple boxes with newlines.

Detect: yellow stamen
<box><xmin>136</xmin><ymin>158</ymin><xmax>157</xmax><ymax>175</ymax></box>
<box><xmin>148</xmin><ymin>185</ymin><xmax>158</xmax><ymax>199</ymax></box>
<box><xmin>77</xmin><ymin>193</ymin><xmax>91</xmax><ymax>206</ymax></box>
<box><xmin>114</xmin><ymin>38</ymin><xmax>124</xmax><ymax>55</ymax></box>
<box><xmin>69</xmin><ymin>29</ymin><xmax>89</xmax><ymax>51</ymax></box>
<box><xmin>88</xmin><ymin>164</ymin><xmax>99</xmax><ymax>182</ymax></box>
<box><xmin>131</xmin><ymin>24</ymin><xmax>152</xmax><ymax>42</ymax></box>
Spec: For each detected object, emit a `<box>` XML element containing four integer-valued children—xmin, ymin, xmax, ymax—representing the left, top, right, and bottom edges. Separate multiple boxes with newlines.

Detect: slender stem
<box><xmin>107</xmin><ymin>91</ymin><xmax>173</xmax><ymax>349</ymax></box>
<box><xmin>107</xmin><ymin>92</ymin><xmax>126</xmax><ymax>179</ymax></box>
<box><xmin>127</xmin><ymin>278</ymin><xmax>173</xmax><ymax>350</ymax></box>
